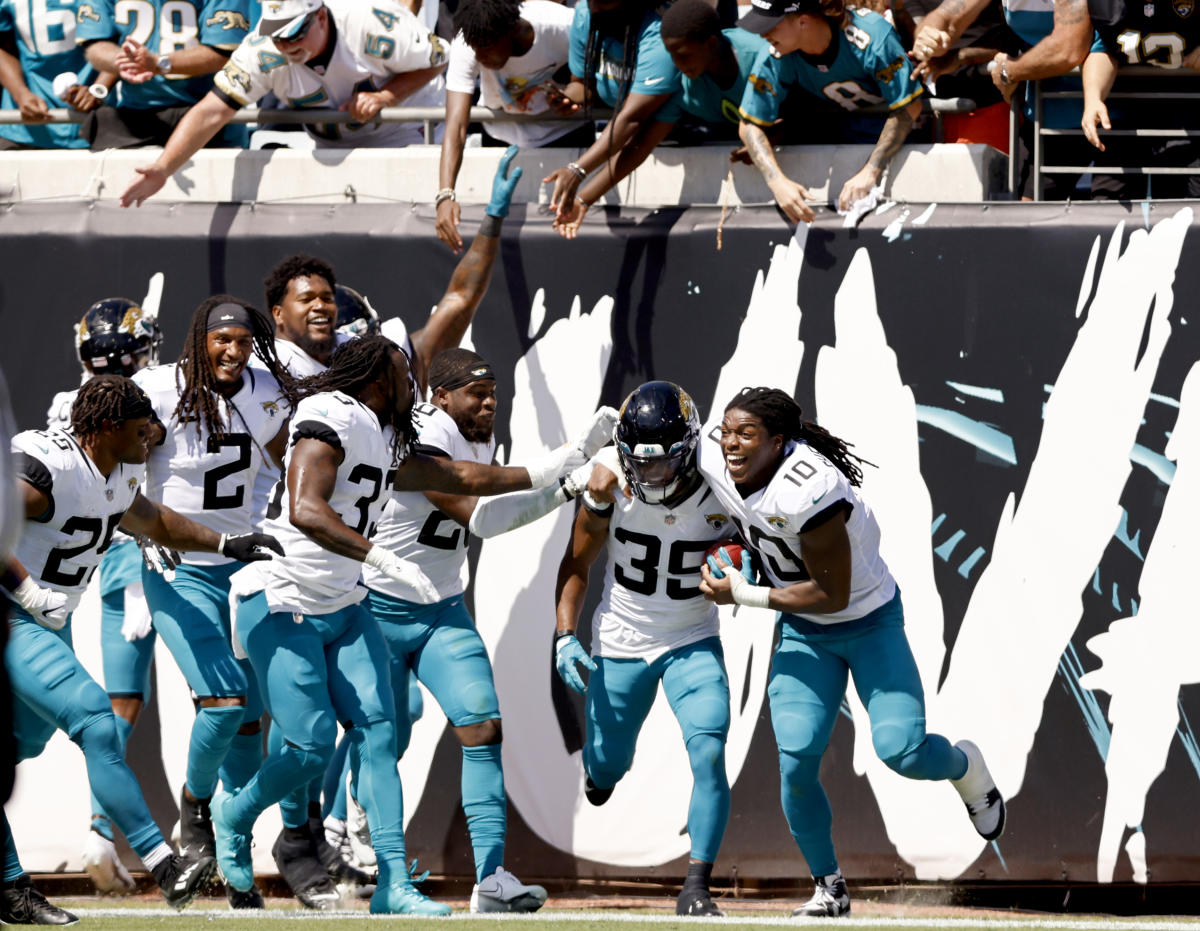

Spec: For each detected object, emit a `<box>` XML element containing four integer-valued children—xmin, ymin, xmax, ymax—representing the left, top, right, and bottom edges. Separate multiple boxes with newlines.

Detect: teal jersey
<box><xmin>739</xmin><ymin>10</ymin><xmax>922</xmax><ymax>127</ymax></box>
<box><xmin>568</xmin><ymin>1</ymin><xmax>680</xmax><ymax>108</ymax></box>
<box><xmin>75</xmin><ymin>0</ymin><xmax>252</xmax><ymax>108</ymax></box>
<box><xmin>0</xmin><ymin>0</ymin><xmax>89</xmax><ymax>147</ymax></box>
<box><xmin>661</xmin><ymin>27</ymin><xmax>767</xmax><ymax>126</ymax></box>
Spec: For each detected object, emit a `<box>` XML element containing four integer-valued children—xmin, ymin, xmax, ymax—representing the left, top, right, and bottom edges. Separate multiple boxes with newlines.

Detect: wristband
<box><xmin>479</xmin><ymin>214</ymin><xmax>503</xmax><ymax>238</ymax></box>
<box><xmin>435</xmin><ymin>188</ymin><xmax>456</xmax><ymax>206</ymax></box>
<box><xmin>217</xmin><ymin>532</ymin><xmax>228</xmax><ymax>556</ymax></box>
<box><xmin>567</xmin><ymin>161</ymin><xmax>586</xmax><ymax>180</ymax></box>
<box><xmin>581</xmin><ymin>489</ymin><xmax>614</xmax><ymax>516</ymax></box>
<box><xmin>554</xmin><ymin>630</ymin><xmax>575</xmax><ymax>643</ymax></box>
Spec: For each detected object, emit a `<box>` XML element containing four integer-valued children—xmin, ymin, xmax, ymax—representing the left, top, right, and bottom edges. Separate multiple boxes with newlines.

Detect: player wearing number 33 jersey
<box><xmin>697</xmin><ymin>387</ymin><xmax>1004</xmax><ymax>919</ymax></box>
<box><xmin>130</xmin><ymin>296</ymin><xmax>295</xmax><ymax>882</ymax></box>
<box><xmin>555</xmin><ymin>381</ymin><xmax>732</xmax><ymax>918</ymax></box>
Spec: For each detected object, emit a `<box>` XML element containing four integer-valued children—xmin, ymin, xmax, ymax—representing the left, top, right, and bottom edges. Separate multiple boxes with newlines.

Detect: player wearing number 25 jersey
<box><xmin>697</xmin><ymin>387</ymin><xmax>1004</xmax><ymax>919</ymax></box>
<box><xmin>4</xmin><ymin>375</ymin><xmax>282</xmax><ymax>923</ymax></box>
<box><xmin>555</xmin><ymin>381</ymin><xmax>732</xmax><ymax>918</ymax></box>
<box><xmin>130</xmin><ymin>296</ymin><xmax>293</xmax><ymax>906</ymax></box>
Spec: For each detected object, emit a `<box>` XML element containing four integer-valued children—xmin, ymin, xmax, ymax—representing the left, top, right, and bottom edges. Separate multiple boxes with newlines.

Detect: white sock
<box><xmin>141</xmin><ymin>842</ymin><xmax>172</xmax><ymax>871</ymax></box>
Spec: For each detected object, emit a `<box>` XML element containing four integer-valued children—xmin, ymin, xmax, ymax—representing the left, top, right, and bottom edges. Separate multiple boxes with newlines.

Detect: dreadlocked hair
<box><xmin>173</xmin><ymin>294</ymin><xmax>297</xmax><ymax>443</ymax></box>
<box><xmin>71</xmin><ymin>374</ymin><xmax>153</xmax><ymax>440</ymax></box>
<box><xmin>726</xmin><ymin>387</ymin><xmax>870</xmax><ymax>486</ymax></box>
<box><xmin>295</xmin><ymin>334</ymin><xmax>416</xmax><ymax>464</ymax></box>
<box><xmin>453</xmin><ymin>0</ymin><xmax>521</xmax><ymax>50</ymax></box>
<box><xmin>263</xmin><ymin>253</ymin><xmax>336</xmax><ymax>310</ymax></box>
<box><xmin>583</xmin><ymin>0</ymin><xmax>658</xmax><ymax>127</ymax></box>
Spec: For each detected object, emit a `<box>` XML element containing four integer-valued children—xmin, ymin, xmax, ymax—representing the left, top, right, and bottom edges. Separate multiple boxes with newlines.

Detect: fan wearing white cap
<box><xmin>119</xmin><ymin>0</ymin><xmax>448</xmax><ymax>205</ymax></box>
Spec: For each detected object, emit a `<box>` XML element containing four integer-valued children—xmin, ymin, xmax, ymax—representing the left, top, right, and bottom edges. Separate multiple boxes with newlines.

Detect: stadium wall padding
<box><xmin>1</xmin><ymin>200</ymin><xmax>1198</xmax><ymax>885</ymax></box>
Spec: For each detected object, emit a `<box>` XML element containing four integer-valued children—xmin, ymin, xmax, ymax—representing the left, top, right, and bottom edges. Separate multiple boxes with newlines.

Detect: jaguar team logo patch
<box><xmin>1173</xmin><ymin>0</ymin><xmax>1193</xmax><ymax>17</ymax></box>
<box><xmin>705</xmin><ymin>513</ymin><xmax>728</xmax><ymax>531</ymax></box>
<box><xmin>767</xmin><ymin>516</ymin><xmax>788</xmax><ymax>530</ymax></box>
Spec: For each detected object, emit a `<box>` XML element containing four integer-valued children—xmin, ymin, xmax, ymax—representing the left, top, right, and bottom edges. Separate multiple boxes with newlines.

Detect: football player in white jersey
<box><xmin>3</xmin><ymin>375</ymin><xmax>282</xmax><ymax>924</ymax></box>
<box><xmin>555</xmin><ymin>381</ymin><xmax>734</xmax><ymax>918</ymax></box>
<box><xmin>697</xmin><ymin>387</ymin><xmax>1005</xmax><ymax>918</ymax></box>
<box><xmin>131</xmin><ymin>295</ymin><xmax>295</xmax><ymax>909</ymax></box>
<box><xmin>214</xmin><ymin>334</ymin><xmax>613</xmax><ymax>915</ymax></box>
<box><xmin>44</xmin><ymin>297</ymin><xmax>167</xmax><ymax>895</ymax></box>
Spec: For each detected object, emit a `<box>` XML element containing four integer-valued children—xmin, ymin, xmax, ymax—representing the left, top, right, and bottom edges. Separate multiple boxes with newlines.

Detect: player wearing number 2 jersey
<box><xmin>555</xmin><ymin>381</ymin><xmax>733</xmax><ymax>918</ymax></box>
<box><xmin>131</xmin><ymin>295</ymin><xmax>294</xmax><ymax>909</ymax></box>
<box><xmin>3</xmin><ymin>375</ymin><xmax>282</xmax><ymax>924</ymax></box>
<box><xmin>217</xmin><ymin>335</ymin><xmax>612</xmax><ymax>915</ymax></box>
<box><xmin>697</xmin><ymin>387</ymin><xmax>1004</xmax><ymax>918</ymax></box>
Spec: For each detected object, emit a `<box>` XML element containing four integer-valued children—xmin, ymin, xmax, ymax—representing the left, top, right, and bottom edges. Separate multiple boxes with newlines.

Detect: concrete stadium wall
<box><xmin>0</xmin><ymin>199</ymin><xmax>1196</xmax><ymax>887</ymax></box>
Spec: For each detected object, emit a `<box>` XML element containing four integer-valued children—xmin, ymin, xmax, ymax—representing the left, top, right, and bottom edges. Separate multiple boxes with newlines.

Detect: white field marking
<box><xmin>63</xmin><ymin>908</ymin><xmax>1200</xmax><ymax>929</ymax></box>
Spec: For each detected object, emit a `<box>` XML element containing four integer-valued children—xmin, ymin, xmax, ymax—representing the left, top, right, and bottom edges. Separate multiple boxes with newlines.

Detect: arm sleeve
<box><xmin>198</xmin><ymin>0</ymin><xmax>253</xmax><ymax>51</ymax></box>
<box><xmin>444</xmin><ymin>34</ymin><xmax>480</xmax><ymax>94</ymax></box>
<box><xmin>738</xmin><ymin>44</ymin><xmax>786</xmax><ymax>126</ymax></box>
<box><xmin>292</xmin><ymin>419</ymin><xmax>343</xmax><ymax>452</ymax></box>
<box><xmin>468</xmin><ymin>480</ymin><xmax>575</xmax><ymax>538</ymax></box>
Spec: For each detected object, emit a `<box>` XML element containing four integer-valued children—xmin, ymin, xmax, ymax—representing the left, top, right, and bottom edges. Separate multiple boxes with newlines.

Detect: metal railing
<box><xmin>1022</xmin><ymin>66</ymin><xmax>1200</xmax><ymax>200</ymax></box>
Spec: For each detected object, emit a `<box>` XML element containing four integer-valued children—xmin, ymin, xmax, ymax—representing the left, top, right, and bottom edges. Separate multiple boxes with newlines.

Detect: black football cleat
<box><xmin>226</xmin><ymin>881</ymin><xmax>265</xmax><ymax>909</ymax></box>
<box><xmin>152</xmin><ymin>852</ymin><xmax>218</xmax><ymax>910</ymax></box>
<box><xmin>584</xmin><ymin>776</ymin><xmax>613</xmax><ymax>807</ymax></box>
<box><xmin>676</xmin><ymin>885</ymin><xmax>723</xmax><ymax>917</ymax></box>
<box><xmin>0</xmin><ymin>875</ymin><xmax>78</xmax><ymax>925</ymax></box>
<box><xmin>272</xmin><ymin>825</ymin><xmax>340</xmax><ymax>910</ymax></box>
<box><xmin>177</xmin><ymin>789</ymin><xmax>216</xmax><ymax>860</ymax></box>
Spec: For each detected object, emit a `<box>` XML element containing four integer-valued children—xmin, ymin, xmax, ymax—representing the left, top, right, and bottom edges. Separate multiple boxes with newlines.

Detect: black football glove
<box><xmin>219</xmin><ymin>532</ymin><xmax>284</xmax><ymax>562</ymax></box>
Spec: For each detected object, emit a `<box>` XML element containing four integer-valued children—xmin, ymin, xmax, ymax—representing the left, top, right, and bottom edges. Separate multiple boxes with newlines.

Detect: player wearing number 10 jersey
<box><xmin>131</xmin><ymin>295</ymin><xmax>294</xmax><ymax>908</ymax></box>
<box><xmin>555</xmin><ymin>381</ymin><xmax>733</xmax><ymax>918</ymax></box>
<box><xmin>697</xmin><ymin>387</ymin><xmax>1004</xmax><ymax>918</ymax></box>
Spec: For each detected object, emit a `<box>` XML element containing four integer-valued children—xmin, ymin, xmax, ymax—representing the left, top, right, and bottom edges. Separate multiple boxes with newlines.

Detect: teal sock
<box><xmin>684</xmin><ymin>734</ymin><xmax>730</xmax><ymax>863</ymax></box>
<box><xmin>229</xmin><ymin>740</ymin><xmax>329</xmax><ymax>835</ymax></box>
<box><xmin>89</xmin><ymin>712</ymin><xmax>133</xmax><ymax>840</ymax></box>
<box><xmin>461</xmin><ymin>744</ymin><xmax>506</xmax><ymax>882</ymax></box>
<box><xmin>76</xmin><ymin>716</ymin><xmax>163</xmax><ymax>860</ymax></box>
<box><xmin>219</xmin><ymin>729</ymin><xmax>262</xmax><ymax>794</ymax></box>
<box><xmin>186</xmin><ymin>705</ymin><xmax>244</xmax><ymax>799</ymax></box>
<box><xmin>347</xmin><ymin>721</ymin><xmax>407</xmax><ymax>885</ymax></box>
<box><xmin>2</xmin><ymin>813</ymin><xmax>23</xmax><ymax>882</ymax></box>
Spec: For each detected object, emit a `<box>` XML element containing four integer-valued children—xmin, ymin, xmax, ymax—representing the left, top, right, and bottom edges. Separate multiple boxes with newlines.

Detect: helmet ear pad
<box><xmin>615</xmin><ymin>380</ymin><xmax>702</xmax><ymax>505</ymax></box>
<box><xmin>76</xmin><ymin>298</ymin><xmax>162</xmax><ymax>377</ymax></box>
<box><xmin>334</xmin><ymin>285</ymin><xmax>381</xmax><ymax>338</ymax></box>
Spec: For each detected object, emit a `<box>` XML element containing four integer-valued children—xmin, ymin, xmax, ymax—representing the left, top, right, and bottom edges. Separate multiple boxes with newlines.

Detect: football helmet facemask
<box><xmin>615</xmin><ymin>380</ymin><xmax>702</xmax><ymax>506</ymax></box>
<box><xmin>334</xmin><ymin>285</ymin><xmax>381</xmax><ymax>339</ymax></box>
<box><xmin>75</xmin><ymin>297</ymin><xmax>162</xmax><ymax>377</ymax></box>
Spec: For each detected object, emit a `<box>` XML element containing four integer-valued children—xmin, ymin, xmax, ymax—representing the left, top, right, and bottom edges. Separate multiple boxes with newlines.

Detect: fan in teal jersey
<box><xmin>739</xmin><ymin>0</ymin><xmax>924</xmax><ymax>217</ymax></box>
<box><xmin>0</xmin><ymin>0</ymin><xmax>110</xmax><ymax>149</ymax></box>
<box><xmin>555</xmin><ymin>0</ymin><xmax>770</xmax><ymax>238</ymax></box>
<box><xmin>75</xmin><ymin>0</ymin><xmax>251</xmax><ymax>147</ymax></box>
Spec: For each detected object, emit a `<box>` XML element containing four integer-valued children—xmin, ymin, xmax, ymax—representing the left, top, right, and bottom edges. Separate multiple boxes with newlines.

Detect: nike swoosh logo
<box><xmin>812</xmin><ymin>491</ymin><xmax>828</xmax><ymax>505</ymax></box>
<box><xmin>644</xmin><ymin>76</ymin><xmax>665</xmax><ymax>85</ymax></box>
<box><xmin>36</xmin><ymin>445</ymin><xmax>49</xmax><ymax>454</ymax></box>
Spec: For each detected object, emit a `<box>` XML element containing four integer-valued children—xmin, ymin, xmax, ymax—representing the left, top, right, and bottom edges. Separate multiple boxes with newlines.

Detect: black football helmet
<box><xmin>335</xmin><ymin>285</ymin><xmax>381</xmax><ymax>338</ymax></box>
<box><xmin>615</xmin><ymin>381</ymin><xmax>702</xmax><ymax>505</ymax></box>
<box><xmin>75</xmin><ymin>297</ymin><xmax>162</xmax><ymax>377</ymax></box>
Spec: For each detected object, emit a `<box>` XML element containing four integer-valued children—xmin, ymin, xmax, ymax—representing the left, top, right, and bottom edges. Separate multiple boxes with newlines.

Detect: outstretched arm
<box><xmin>739</xmin><ymin>120</ymin><xmax>815</xmax><ymax>223</ymax></box>
<box><xmin>839</xmin><ymin>97</ymin><xmax>921</xmax><ymax>210</ymax></box>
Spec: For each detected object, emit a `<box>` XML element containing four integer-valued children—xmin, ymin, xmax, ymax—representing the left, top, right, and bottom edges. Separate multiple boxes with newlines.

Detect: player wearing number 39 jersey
<box><xmin>2</xmin><ymin>375</ymin><xmax>282</xmax><ymax>924</ymax></box>
<box><xmin>130</xmin><ymin>295</ymin><xmax>295</xmax><ymax>909</ymax></box>
<box><xmin>697</xmin><ymin>387</ymin><xmax>1005</xmax><ymax>918</ymax></box>
<box><xmin>555</xmin><ymin>381</ymin><xmax>733</xmax><ymax>918</ymax></box>
<box><xmin>219</xmin><ymin>336</ymin><xmax>614</xmax><ymax>915</ymax></box>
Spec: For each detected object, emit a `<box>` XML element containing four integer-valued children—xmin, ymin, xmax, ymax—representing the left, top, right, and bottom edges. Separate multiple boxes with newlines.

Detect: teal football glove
<box><xmin>706</xmin><ymin>547</ymin><xmax>754</xmax><ymax>583</ymax></box>
<box><xmin>486</xmin><ymin>145</ymin><xmax>523</xmax><ymax>218</ymax></box>
<box><xmin>554</xmin><ymin>633</ymin><xmax>595</xmax><ymax>694</ymax></box>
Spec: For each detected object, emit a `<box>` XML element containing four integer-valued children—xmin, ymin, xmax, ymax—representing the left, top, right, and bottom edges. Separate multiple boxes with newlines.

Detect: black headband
<box><xmin>431</xmin><ymin>361</ymin><xmax>496</xmax><ymax>392</ymax></box>
<box><xmin>206</xmin><ymin>302</ymin><xmax>255</xmax><ymax>333</ymax></box>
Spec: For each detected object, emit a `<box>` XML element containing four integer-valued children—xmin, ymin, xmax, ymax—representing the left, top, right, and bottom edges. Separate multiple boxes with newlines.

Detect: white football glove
<box><xmin>364</xmin><ymin>545</ymin><xmax>438</xmax><ymax>603</ymax></box>
<box><xmin>522</xmin><ymin>407</ymin><xmax>619</xmax><ymax>489</ymax></box>
<box><xmin>137</xmin><ymin>535</ymin><xmax>180</xmax><ymax>582</ymax></box>
<box><xmin>13</xmin><ymin>576</ymin><xmax>69</xmax><ymax>630</ymax></box>
<box><xmin>578</xmin><ymin>406</ymin><xmax>619</xmax><ymax>458</ymax></box>
<box><xmin>120</xmin><ymin>603</ymin><xmax>154</xmax><ymax>642</ymax></box>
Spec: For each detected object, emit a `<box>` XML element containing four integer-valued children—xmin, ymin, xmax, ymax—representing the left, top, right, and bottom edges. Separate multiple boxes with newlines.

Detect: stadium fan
<box><xmin>1079</xmin><ymin>7</ymin><xmax>1200</xmax><ymax>199</ymax></box>
<box><xmin>215</xmin><ymin>334</ymin><xmax>616</xmax><ymax>915</ymax></box>
<box><xmin>2</xmin><ymin>374</ymin><xmax>283</xmax><ymax>924</ymax></box>
<box><xmin>436</xmin><ymin>0</ymin><xmax>593</xmax><ymax>253</ymax></box>
<box><xmin>738</xmin><ymin>0</ymin><xmax>924</xmax><ymax>219</ymax></box>
<box><xmin>0</xmin><ymin>0</ymin><xmax>113</xmax><ymax>150</ymax></box>
<box><xmin>130</xmin><ymin>294</ymin><xmax>296</xmax><ymax>909</ymax></box>
<box><xmin>76</xmin><ymin>0</ymin><xmax>251</xmax><ymax>149</ymax></box>
<box><xmin>555</xmin><ymin>381</ymin><xmax>737</xmax><ymax>917</ymax></box>
<box><xmin>542</xmin><ymin>0</ymin><xmax>682</xmax><ymax>230</ymax></box>
<box><xmin>696</xmin><ymin>387</ymin><xmax>1005</xmax><ymax>918</ymax></box>
<box><xmin>553</xmin><ymin>0</ymin><xmax>770</xmax><ymax>239</ymax></box>
<box><xmin>43</xmin><ymin>298</ymin><xmax>168</xmax><ymax>897</ymax></box>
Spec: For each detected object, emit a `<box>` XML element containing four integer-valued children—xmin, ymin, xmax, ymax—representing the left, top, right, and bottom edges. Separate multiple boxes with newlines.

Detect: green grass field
<box><xmin>41</xmin><ymin>899</ymin><xmax>1200</xmax><ymax>931</ymax></box>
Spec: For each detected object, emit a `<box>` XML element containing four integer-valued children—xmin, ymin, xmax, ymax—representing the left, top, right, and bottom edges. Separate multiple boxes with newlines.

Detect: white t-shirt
<box><xmin>364</xmin><ymin>401</ymin><xmax>494</xmax><ymax>603</ymax></box>
<box><xmin>698</xmin><ymin>433</ymin><xmax>896</xmax><ymax>624</ymax></box>
<box><xmin>445</xmin><ymin>0</ymin><xmax>586</xmax><ymax>147</ymax></box>
<box><xmin>213</xmin><ymin>0</ymin><xmax>448</xmax><ymax>147</ymax></box>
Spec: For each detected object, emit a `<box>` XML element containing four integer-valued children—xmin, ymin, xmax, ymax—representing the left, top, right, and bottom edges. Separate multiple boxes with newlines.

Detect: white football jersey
<box><xmin>698</xmin><ymin>432</ymin><xmax>895</xmax><ymax>624</ymax></box>
<box><xmin>259</xmin><ymin>390</ymin><xmax>396</xmax><ymax>615</ymax></box>
<box><xmin>134</xmin><ymin>364</ymin><xmax>287</xmax><ymax>566</ymax></box>
<box><xmin>364</xmin><ymin>401</ymin><xmax>494</xmax><ymax>603</ymax></box>
<box><xmin>591</xmin><ymin>480</ymin><xmax>730</xmax><ymax>662</ymax></box>
<box><xmin>213</xmin><ymin>0</ymin><xmax>448</xmax><ymax>146</ymax></box>
<box><xmin>12</xmin><ymin>429</ymin><xmax>141</xmax><ymax>614</ymax></box>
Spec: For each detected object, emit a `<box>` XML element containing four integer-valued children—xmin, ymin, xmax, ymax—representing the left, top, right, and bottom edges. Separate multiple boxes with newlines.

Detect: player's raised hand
<box><xmin>121</xmin><ymin>164</ymin><xmax>169</xmax><ymax>207</ymax></box>
<box><xmin>486</xmin><ymin>145</ymin><xmax>523</xmax><ymax>218</ymax></box>
<box><xmin>577</xmin><ymin>406</ymin><xmax>619</xmax><ymax>459</ymax></box>
<box><xmin>220</xmin><ymin>532</ymin><xmax>285</xmax><ymax>562</ymax></box>
<box><xmin>554</xmin><ymin>632</ymin><xmax>595</xmax><ymax>694</ymax></box>
<box><xmin>12</xmin><ymin>576</ymin><xmax>69</xmax><ymax>630</ymax></box>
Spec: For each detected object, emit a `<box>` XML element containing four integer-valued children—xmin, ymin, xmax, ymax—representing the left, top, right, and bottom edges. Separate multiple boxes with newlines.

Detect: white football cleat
<box><xmin>792</xmin><ymin>871</ymin><xmax>850</xmax><ymax>918</ymax></box>
<box><xmin>345</xmin><ymin>794</ymin><xmax>377</xmax><ymax>868</ymax></box>
<box><xmin>82</xmin><ymin>830</ymin><xmax>135</xmax><ymax>895</ymax></box>
<box><xmin>951</xmin><ymin>739</ymin><xmax>1006</xmax><ymax>841</ymax></box>
<box><xmin>470</xmin><ymin>867</ymin><xmax>547</xmax><ymax>913</ymax></box>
